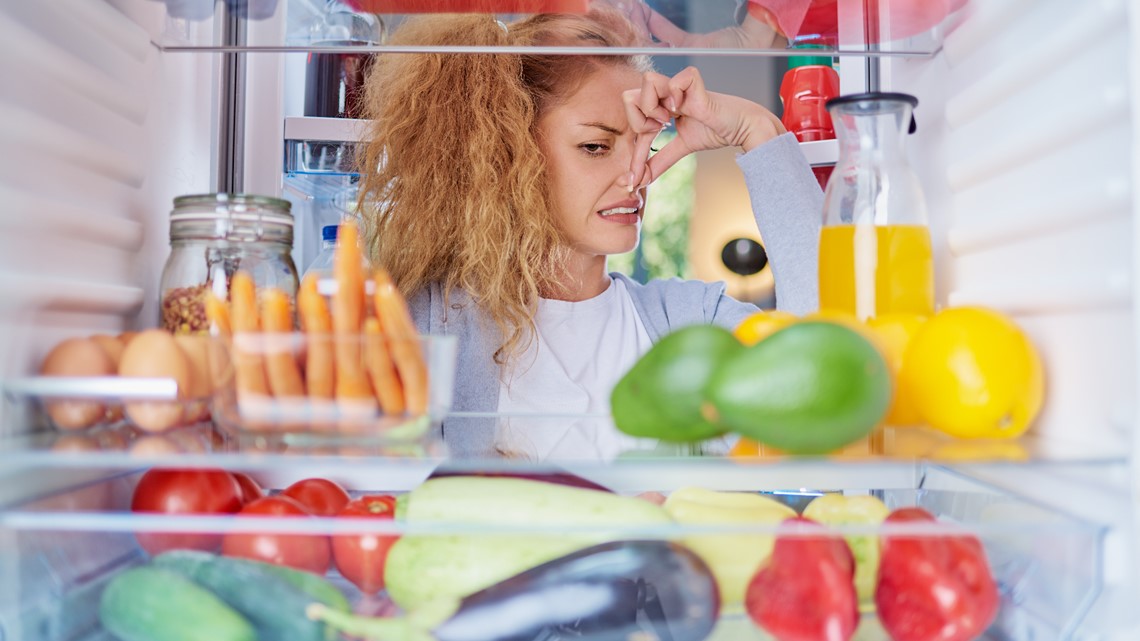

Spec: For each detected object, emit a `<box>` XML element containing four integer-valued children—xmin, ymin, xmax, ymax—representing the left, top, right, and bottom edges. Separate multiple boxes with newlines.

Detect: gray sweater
<box><xmin>407</xmin><ymin>132</ymin><xmax>823</xmax><ymax>457</ymax></box>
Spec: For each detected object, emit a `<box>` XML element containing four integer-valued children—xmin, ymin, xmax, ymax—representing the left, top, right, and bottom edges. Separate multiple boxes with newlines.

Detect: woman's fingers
<box><xmin>623</xmin><ymin>72</ymin><xmax>676</xmax><ymax>189</ymax></box>
<box><xmin>666</xmin><ymin>66</ymin><xmax>710</xmax><ymax>120</ymax></box>
<box><xmin>642</xmin><ymin>136</ymin><xmax>693</xmax><ymax>188</ymax></box>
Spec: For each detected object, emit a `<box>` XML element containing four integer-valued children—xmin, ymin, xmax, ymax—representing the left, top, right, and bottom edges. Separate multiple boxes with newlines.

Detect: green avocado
<box><xmin>705</xmin><ymin>321</ymin><xmax>892</xmax><ymax>454</ymax></box>
<box><xmin>611</xmin><ymin>324</ymin><xmax>743</xmax><ymax>442</ymax></box>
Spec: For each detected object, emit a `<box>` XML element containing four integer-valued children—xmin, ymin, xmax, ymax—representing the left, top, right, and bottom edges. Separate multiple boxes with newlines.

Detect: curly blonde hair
<box><xmin>356</xmin><ymin>7</ymin><xmax>651</xmax><ymax>363</ymax></box>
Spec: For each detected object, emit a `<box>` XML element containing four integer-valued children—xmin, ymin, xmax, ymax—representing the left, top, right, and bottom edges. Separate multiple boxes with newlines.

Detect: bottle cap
<box><xmin>788</xmin><ymin>43</ymin><xmax>833</xmax><ymax>69</ymax></box>
<box><xmin>321</xmin><ymin>225</ymin><xmax>339</xmax><ymax>242</ymax></box>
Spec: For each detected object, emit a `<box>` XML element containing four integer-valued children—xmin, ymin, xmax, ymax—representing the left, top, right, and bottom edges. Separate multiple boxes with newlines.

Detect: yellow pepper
<box><xmin>663</xmin><ymin>487</ymin><xmax>796</xmax><ymax>609</ymax></box>
<box><xmin>802</xmin><ymin>493</ymin><xmax>890</xmax><ymax>606</ymax></box>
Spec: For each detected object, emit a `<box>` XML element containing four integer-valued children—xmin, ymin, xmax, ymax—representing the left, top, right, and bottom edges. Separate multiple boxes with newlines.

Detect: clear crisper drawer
<box><xmin>0</xmin><ymin>464</ymin><xmax>1105</xmax><ymax>641</ymax></box>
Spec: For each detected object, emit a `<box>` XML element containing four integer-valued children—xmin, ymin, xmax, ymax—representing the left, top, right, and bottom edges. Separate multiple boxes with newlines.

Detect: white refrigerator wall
<box><xmin>883</xmin><ymin>1</ymin><xmax>1139</xmax><ymax>636</ymax></box>
<box><xmin>883</xmin><ymin>0</ymin><xmax>1136</xmax><ymax>456</ymax></box>
<box><xmin>0</xmin><ymin>1</ymin><xmax>216</xmax><ymax>408</ymax></box>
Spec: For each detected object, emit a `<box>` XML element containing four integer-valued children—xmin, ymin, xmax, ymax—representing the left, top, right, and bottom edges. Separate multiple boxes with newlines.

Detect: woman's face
<box><xmin>537</xmin><ymin>65</ymin><xmax>647</xmax><ymax>261</ymax></box>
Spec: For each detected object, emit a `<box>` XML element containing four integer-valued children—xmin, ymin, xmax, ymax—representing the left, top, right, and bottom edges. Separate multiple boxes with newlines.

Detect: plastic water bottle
<box><xmin>302</xmin><ymin>224</ymin><xmax>339</xmax><ymax>294</ymax></box>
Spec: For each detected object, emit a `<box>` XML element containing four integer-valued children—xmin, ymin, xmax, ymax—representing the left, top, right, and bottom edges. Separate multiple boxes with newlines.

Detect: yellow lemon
<box><xmin>900</xmin><ymin>306</ymin><xmax>1044</xmax><ymax>439</ymax></box>
<box><xmin>866</xmin><ymin>313</ymin><xmax>928</xmax><ymax>427</ymax></box>
<box><xmin>733</xmin><ymin>310</ymin><xmax>796</xmax><ymax>346</ymax></box>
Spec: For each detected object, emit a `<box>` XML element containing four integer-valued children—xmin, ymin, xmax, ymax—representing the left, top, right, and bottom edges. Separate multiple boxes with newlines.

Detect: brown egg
<box><xmin>39</xmin><ymin>337</ymin><xmax>115</xmax><ymax>430</ymax></box>
<box><xmin>118</xmin><ymin>330</ymin><xmax>192</xmax><ymax>433</ymax></box>
<box><xmin>90</xmin><ymin>334</ymin><xmax>126</xmax><ymax>422</ymax></box>
<box><xmin>90</xmin><ymin>334</ymin><xmax>125</xmax><ymax>367</ymax></box>
<box><xmin>128</xmin><ymin>435</ymin><xmax>184</xmax><ymax>456</ymax></box>
<box><xmin>174</xmin><ymin>334</ymin><xmax>212</xmax><ymax>423</ymax></box>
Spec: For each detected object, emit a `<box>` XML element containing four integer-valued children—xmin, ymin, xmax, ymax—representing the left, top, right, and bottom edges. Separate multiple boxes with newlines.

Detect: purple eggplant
<box><xmin>308</xmin><ymin>540</ymin><xmax>720</xmax><ymax>641</ymax></box>
<box><xmin>426</xmin><ymin>463</ymin><xmax>613</xmax><ymax>493</ymax></box>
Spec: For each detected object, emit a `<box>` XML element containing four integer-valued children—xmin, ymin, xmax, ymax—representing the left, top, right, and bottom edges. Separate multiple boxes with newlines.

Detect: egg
<box><xmin>174</xmin><ymin>334</ymin><xmax>212</xmax><ymax>423</ymax></box>
<box><xmin>90</xmin><ymin>334</ymin><xmax>126</xmax><ymax>422</ymax></box>
<box><xmin>39</xmin><ymin>337</ymin><xmax>115</xmax><ymax>430</ymax></box>
<box><xmin>118</xmin><ymin>330</ymin><xmax>192</xmax><ymax>433</ymax></box>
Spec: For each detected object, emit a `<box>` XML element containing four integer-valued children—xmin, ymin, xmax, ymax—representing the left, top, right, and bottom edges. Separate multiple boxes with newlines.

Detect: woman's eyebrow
<box><xmin>578</xmin><ymin>121</ymin><xmax>624</xmax><ymax>135</ymax></box>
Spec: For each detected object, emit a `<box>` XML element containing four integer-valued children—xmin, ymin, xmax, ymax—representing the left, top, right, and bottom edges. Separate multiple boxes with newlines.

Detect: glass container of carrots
<box><xmin>818</xmin><ymin>92</ymin><xmax>934</xmax><ymax>320</ymax></box>
<box><xmin>204</xmin><ymin>220</ymin><xmax>457</xmax><ymax>446</ymax></box>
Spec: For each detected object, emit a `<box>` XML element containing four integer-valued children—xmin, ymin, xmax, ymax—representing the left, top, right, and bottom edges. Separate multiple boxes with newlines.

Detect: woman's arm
<box><xmin>623</xmin><ymin>67</ymin><xmax>820</xmax><ymax>317</ymax></box>
<box><xmin>736</xmin><ymin>133</ymin><xmax>821</xmax><ymax>315</ymax></box>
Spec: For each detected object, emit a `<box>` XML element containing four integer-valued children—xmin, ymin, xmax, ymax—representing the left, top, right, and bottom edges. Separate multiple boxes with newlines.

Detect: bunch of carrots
<box><xmin>207</xmin><ymin>221</ymin><xmax>428</xmax><ymax>419</ymax></box>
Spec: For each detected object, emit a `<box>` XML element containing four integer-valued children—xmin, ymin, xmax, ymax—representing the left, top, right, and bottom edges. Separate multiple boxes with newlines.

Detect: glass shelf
<box><xmin>0</xmin><ymin>415</ymin><xmax>1128</xmax><ymax>478</ymax></box>
<box><xmin>150</xmin><ymin>0</ymin><xmax>956</xmax><ymax>56</ymax></box>
<box><xmin>279</xmin><ymin>117</ymin><xmax>838</xmax><ymax>202</ymax></box>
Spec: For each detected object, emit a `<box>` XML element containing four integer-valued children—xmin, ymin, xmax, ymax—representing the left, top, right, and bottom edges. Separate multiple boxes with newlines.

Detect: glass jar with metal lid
<box><xmin>159</xmin><ymin>193</ymin><xmax>299</xmax><ymax>334</ymax></box>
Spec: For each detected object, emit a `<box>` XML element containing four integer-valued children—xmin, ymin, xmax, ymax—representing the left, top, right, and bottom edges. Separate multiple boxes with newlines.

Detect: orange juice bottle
<box><xmin>818</xmin><ymin>224</ymin><xmax>933</xmax><ymax>317</ymax></box>
<box><xmin>819</xmin><ymin>93</ymin><xmax>933</xmax><ymax>320</ymax></box>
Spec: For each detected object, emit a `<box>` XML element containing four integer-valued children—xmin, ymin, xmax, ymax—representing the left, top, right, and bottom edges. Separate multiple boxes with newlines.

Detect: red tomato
<box><xmin>130</xmin><ymin>468</ymin><xmax>244</xmax><ymax>556</ymax></box>
<box><xmin>331</xmin><ymin>495</ymin><xmax>399</xmax><ymax>595</ymax></box>
<box><xmin>231</xmin><ymin>472</ymin><xmax>264</xmax><ymax>505</ymax></box>
<box><xmin>222</xmin><ymin>495</ymin><xmax>331</xmax><ymax>574</ymax></box>
<box><xmin>281</xmin><ymin>478</ymin><xmax>351</xmax><ymax>517</ymax></box>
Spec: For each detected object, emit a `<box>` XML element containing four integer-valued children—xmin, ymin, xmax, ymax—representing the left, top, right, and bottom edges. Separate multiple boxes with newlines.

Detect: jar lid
<box><xmin>322</xmin><ymin>225</ymin><xmax>340</xmax><ymax>242</ymax></box>
<box><xmin>170</xmin><ymin>193</ymin><xmax>294</xmax><ymax>243</ymax></box>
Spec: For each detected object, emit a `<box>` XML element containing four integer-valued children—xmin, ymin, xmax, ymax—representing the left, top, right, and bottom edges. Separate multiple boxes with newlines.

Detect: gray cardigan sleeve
<box><xmin>735</xmin><ymin>132</ymin><xmax>823</xmax><ymax>316</ymax></box>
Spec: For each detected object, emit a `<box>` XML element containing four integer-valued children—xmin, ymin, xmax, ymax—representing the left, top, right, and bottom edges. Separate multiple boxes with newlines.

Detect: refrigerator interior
<box><xmin>0</xmin><ymin>0</ymin><xmax>1137</xmax><ymax>640</ymax></box>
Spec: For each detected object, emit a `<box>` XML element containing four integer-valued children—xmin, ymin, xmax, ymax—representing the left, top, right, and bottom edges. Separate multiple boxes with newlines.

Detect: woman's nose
<box><xmin>618</xmin><ymin>136</ymin><xmax>646</xmax><ymax>192</ymax></box>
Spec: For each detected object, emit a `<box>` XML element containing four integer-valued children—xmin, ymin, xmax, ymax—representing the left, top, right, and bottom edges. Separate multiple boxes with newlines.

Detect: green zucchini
<box><xmin>154</xmin><ymin>550</ymin><xmax>350</xmax><ymax>613</ymax></box>
<box><xmin>99</xmin><ymin>566</ymin><xmax>255</xmax><ymax>641</ymax></box>
<box><xmin>387</xmin><ymin>476</ymin><xmax>674</xmax><ymax>609</ymax></box>
<box><xmin>153</xmin><ymin>551</ymin><xmax>334</xmax><ymax>641</ymax></box>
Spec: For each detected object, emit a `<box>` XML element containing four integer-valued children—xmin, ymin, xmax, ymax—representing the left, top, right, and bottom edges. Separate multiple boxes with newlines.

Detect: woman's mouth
<box><xmin>597</xmin><ymin>206</ymin><xmax>641</xmax><ymax>225</ymax></box>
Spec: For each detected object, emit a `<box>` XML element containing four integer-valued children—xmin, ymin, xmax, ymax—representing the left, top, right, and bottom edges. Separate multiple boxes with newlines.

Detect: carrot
<box><xmin>298</xmin><ymin>274</ymin><xmax>335</xmax><ymax>399</ymax></box>
<box><xmin>364</xmin><ymin>317</ymin><xmax>406</xmax><ymax>414</ymax></box>
<box><xmin>373</xmin><ymin>269</ymin><xmax>429</xmax><ymax>415</ymax></box>
<box><xmin>205</xmin><ymin>292</ymin><xmax>232</xmax><ymax>336</ymax></box>
<box><xmin>332</xmin><ymin>221</ymin><xmax>374</xmax><ymax>402</ymax></box>
<box><xmin>260</xmin><ymin>288</ymin><xmax>305</xmax><ymax>398</ymax></box>
<box><xmin>229</xmin><ymin>272</ymin><xmax>269</xmax><ymax>397</ymax></box>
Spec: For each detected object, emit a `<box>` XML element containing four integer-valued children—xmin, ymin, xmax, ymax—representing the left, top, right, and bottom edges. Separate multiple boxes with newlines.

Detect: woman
<box><xmin>356</xmin><ymin>6</ymin><xmax>821</xmax><ymax>458</ymax></box>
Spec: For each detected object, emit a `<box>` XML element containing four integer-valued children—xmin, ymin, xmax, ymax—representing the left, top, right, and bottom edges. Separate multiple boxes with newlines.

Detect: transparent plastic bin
<box><xmin>208</xmin><ymin>333</ymin><xmax>457</xmax><ymax>447</ymax></box>
<box><xmin>1</xmin><ymin>376</ymin><xmax>213</xmax><ymax>436</ymax></box>
<box><xmin>0</xmin><ymin>463</ymin><xmax>1106</xmax><ymax>641</ymax></box>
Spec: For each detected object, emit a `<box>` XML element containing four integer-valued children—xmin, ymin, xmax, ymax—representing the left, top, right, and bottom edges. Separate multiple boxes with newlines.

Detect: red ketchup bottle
<box><xmin>778</xmin><ymin>45</ymin><xmax>840</xmax><ymax>190</ymax></box>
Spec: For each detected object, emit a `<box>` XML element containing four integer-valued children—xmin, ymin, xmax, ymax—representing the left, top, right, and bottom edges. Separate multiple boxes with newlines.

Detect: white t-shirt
<box><xmin>495</xmin><ymin>276</ymin><xmax>655</xmax><ymax>460</ymax></box>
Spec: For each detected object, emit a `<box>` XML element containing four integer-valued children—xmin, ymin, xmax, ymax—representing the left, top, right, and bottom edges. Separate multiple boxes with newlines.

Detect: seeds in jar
<box><xmin>162</xmin><ymin>284</ymin><xmax>210</xmax><ymax>334</ymax></box>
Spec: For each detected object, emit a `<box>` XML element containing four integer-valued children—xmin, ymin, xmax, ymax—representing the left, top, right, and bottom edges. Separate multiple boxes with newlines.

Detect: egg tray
<box><xmin>2</xmin><ymin>376</ymin><xmax>213</xmax><ymax>435</ymax></box>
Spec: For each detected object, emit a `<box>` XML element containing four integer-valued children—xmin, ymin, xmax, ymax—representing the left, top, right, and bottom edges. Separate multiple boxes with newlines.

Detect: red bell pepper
<box><xmin>876</xmin><ymin>507</ymin><xmax>1000</xmax><ymax>641</ymax></box>
<box><xmin>745</xmin><ymin>516</ymin><xmax>859</xmax><ymax>641</ymax></box>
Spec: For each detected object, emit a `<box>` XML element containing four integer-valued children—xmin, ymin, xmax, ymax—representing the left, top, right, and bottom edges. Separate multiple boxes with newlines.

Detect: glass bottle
<box><xmin>818</xmin><ymin>92</ymin><xmax>933</xmax><ymax>320</ymax></box>
<box><xmin>160</xmin><ymin>194</ymin><xmax>299</xmax><ymax>334</ymax></box>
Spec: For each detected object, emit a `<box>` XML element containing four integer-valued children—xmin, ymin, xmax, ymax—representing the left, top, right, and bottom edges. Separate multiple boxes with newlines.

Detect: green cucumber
<box><xmin>154</xmin><ymin>550</ymin><xmax>349</xmax><ymax>613</ymax></box>
<box><xmin>153</xmin><ymin>551</ymin><xmax>334</xmax><ymax>641</ymax></box>
<box><xmin>99</xmin><ymin>567</ymin><xmax>255</xmax><ymax>641</ymax></box>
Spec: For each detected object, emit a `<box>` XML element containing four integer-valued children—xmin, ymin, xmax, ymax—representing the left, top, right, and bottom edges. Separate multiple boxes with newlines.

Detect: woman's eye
<box><xmin>579</xmin><ymin>143</ymin><xmax>610</xmax><ymax>156</ymax></box>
